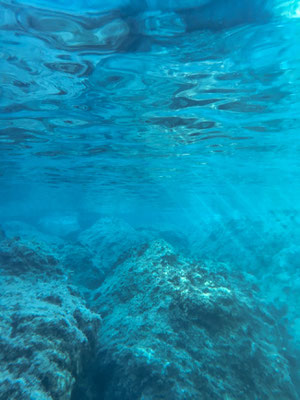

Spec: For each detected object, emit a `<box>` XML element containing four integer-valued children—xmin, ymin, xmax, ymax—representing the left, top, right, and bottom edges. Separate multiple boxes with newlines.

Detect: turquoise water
<box><xmin>1</xmin><ymin>0</ymin><xmax>300</xmax><ymax>399</ymax></box>
<box><xmin>1</xmin><ymin>0</ymin><xmax>299</xmax><ymax>221</ymax></box>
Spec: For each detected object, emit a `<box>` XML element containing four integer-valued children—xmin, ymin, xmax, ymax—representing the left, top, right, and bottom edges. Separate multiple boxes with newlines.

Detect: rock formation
<box><xmin>0</xmin><ymin>237</ymin><xmax>101</xmax><ymax>400</ymax></box>
<box><xmin>92</xmin><ymin>239</ymin><xmax>298</xmax><ymax>400</ymax></box>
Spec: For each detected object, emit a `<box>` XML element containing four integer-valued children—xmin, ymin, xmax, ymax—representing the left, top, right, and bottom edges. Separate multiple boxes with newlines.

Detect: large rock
<box><xmin>92</xmin><ymin>239</ymin><xmax>298</xmax><ymax>400</ymax></box>
<box><xmin>0</xmin><ymin>236</ymin><xmax>62</xmax><ymax>277</ymax></box>
<box><xmin>0</xmin><ymin>239</ymin><xmax>101</xmax><ymax>400</ymax></box>
<box><xmin>78</xmin><ymin>217</ymin><xmax>151</xmax><ymax>271</ymax></box>
<box><xmin>188</xmin><ymin>214</ymin><xmax>300</xmax><ymax>387</ymax></box>
<box><xmin>0</xmin><ymin>231</ymin><xmax>104</xmax><ymax>293</ymax></box>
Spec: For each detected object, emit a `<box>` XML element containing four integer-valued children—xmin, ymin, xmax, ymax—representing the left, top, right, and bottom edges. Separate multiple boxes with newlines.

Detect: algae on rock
<box><xmin>0</xmin><ymin>238</ymin><xmax>101</xmax><ymax>400</ymax></box>
<box><xmin>92</xmin><ymin>239</ymin><xmax>299</xmax><ymax>400</ymax></box>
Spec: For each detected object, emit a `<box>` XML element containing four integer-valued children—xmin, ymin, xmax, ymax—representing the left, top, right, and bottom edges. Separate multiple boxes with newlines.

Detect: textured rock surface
<box><xmin>92</xmin><ymin>239</ymin><xmax>299</xmax><ymax>400</ymax></box>
<box><xmin>0</xmin><ymin>239</ymin><xmax>101</xmax><ymax>400</ymax></box>
<box><xmin>0</xmin><ymin>225</ymin><xmax>105</xmax><ymax>293</ymax></box>
<box><xmin>189</xmin><ymin>214</ymin><xmax>300</xmax><ymax>373</ymax></box>
<box><xmin>0</xmin><ymin>237</ymin><xmax>61</xmax><ymax>277</ymax></box>
<box><xmin>1</xmin><ymin>222</ymin><xmax>299</xmax><ymax>400</ymax></box>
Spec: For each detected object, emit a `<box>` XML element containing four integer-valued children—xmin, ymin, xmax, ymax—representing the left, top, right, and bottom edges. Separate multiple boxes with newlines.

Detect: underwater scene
<box><xmin>0</xmin><ymin>0</ymin><xmax>300</xmax><ymax>398</ymax></box>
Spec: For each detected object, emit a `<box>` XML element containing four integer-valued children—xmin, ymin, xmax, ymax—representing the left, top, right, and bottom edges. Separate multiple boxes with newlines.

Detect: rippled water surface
<box><xmin>0</xmin><ymin>0</ymin><xmax>300</xmax><ymax>218</ymax></box>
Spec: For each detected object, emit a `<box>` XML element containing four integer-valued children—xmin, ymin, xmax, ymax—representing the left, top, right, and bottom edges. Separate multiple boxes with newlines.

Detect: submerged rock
<box><xmin>0</xmin><ymin>226</ymin><xmax>298</xmax><ymax>400</ymax></box>
<box><xmin>78</xmin><ymin>217</ymin><xmax>151</xmax><ymax>271</ymax></box>
<box><xmin>0</xmin><ymin>276</ymin><xmax>101</xmax><ymax>400</ymax></box>
<box><xmin>92</xmin><ymin>239</ymin><xmax>298</xmax><ymax>400</ymax></box>
<box><xmin>0</xmin><ymin>238</ymin><xmax>101</xmax><ymax>400</ymax></box>
<box><xmin>0</xmin><ymin>237</ymin><xmax>61</xmax><ymax>277</ymax></box>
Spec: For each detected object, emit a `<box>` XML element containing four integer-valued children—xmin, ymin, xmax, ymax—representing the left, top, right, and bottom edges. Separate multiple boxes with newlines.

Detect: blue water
<box><xmin>1</xmin><ymin>0</ymin><xmax>300</xmax><ymax>256</ymax></box>
<box><xmin>1</xmin><ymin>0</ymin><xmax>300</xmax><ymax>398</ymax></box>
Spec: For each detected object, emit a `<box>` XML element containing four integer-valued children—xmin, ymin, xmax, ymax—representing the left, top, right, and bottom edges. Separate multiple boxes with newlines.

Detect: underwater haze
<box><xmin>0</xmin><ymin>0</ymin><xmax>300</xmax><ymax>399</ymax></box>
